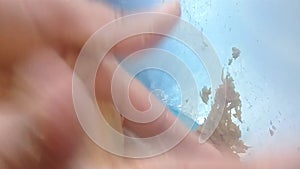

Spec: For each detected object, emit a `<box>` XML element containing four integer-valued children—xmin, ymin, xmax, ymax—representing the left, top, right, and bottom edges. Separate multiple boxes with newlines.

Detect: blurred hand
<box><xmin>0</xmin><ymin>0</ymin><xmax>299</xmax><ymax>169</ymax></box>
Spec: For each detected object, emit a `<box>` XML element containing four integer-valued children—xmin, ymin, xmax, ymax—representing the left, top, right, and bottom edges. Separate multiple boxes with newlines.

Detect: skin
<box><xmin>0</xmin><ymin>0</ymin><xmax>299</xmax><ymax>169</ymax></box>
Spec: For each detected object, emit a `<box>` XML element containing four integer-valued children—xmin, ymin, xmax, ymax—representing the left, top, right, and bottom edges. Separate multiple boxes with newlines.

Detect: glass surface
<box><xmin>103</xmin><ymin>0</ymin><xmax>300</xmax><ymax>157</ymax></box>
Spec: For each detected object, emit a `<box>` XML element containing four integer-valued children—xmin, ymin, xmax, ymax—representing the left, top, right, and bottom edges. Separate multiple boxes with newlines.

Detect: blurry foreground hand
<box><xmin>0</xmin><ymin>0</ymin><xmax>299</xmax><ymax>169</ymax></box>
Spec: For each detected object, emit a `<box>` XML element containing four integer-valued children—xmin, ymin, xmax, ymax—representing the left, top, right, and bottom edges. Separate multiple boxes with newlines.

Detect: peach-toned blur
<box><xmin>0</xmin><ymin>0</ymin><xmax>299</xmax><ymax>169</ymax></box>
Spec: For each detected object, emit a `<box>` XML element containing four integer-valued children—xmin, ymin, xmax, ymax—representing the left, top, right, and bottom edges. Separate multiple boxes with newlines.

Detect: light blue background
<box><xmin>103</xmin><ymin>0</ymin><xmax>300</xmax><ymax>157</ymax></box>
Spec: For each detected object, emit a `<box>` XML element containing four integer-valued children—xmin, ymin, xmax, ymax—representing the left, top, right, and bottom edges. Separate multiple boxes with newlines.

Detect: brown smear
<box><xmin>198</xmin><ymin>47</ymin><xmax>249</xmax><ymax>159</ymax></box>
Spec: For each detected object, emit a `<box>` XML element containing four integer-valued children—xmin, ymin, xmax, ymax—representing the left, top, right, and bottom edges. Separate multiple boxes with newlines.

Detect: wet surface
<box><xmin>106</xmin><ymin>0</ymin><xmax>300</xmax><ymax>159</ymax></box>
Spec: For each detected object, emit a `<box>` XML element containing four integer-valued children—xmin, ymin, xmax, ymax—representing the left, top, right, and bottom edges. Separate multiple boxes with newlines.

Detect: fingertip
<box><xmin>157</xmin><ymin>0</ymin><xmax>181</xmax><ymax>17</ymax></box>
<box><xmin>112</xmin><ymin>0</ymin><xmax>181</xmax><ymax>57</ymax></box>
